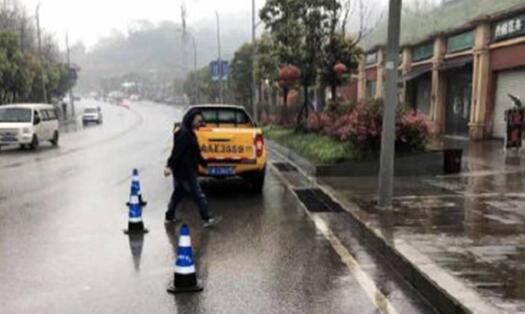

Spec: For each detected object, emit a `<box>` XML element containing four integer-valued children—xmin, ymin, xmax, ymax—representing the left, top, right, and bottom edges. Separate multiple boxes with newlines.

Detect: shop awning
<box><xmin>439</xmin><ymin>57</ymin><xmax>473</xmax><ymax>71</ymax></box>
<box><xmin>403</xmin><ymin>65</ymin><xmax>432</xmax><ymax>82</ymax></box>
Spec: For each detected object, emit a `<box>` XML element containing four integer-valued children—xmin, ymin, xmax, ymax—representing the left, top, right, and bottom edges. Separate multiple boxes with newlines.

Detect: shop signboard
<box><xmin>494</xmin><ymin>14</ymin><xmax>525</xmax><ymax>42</ymax></box>
<box><xmin>412</xmin><ymin>43</ymin><xmax>434</xmax><ymax>62</ymax></box>
<box><xmin>447</xmin><ymin>31</ymin><xmax>474</xmax><ymax>53</ymax></box>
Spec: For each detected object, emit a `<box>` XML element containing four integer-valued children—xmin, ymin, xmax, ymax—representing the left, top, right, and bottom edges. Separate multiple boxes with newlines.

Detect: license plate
<box><xmin>0</xmin><ymin>136</ymin><xmax>17</xmax><ymax>142</ymax></box>
<box><xmin>208</xmin><ymin>167</ymin><xmax>234</xmax><ymax>176</ymax></box>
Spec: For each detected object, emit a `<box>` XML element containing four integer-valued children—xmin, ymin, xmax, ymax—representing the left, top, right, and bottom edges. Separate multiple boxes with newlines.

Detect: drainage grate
<box><xmin>273</xmin><ymin>162</ymin><xmax>298</xmax><ymax>172</ymax></box>
<box><xmin>294</xmin><ymin>188</ymin><xmax>344</xmax><ymax>213</ymax></box>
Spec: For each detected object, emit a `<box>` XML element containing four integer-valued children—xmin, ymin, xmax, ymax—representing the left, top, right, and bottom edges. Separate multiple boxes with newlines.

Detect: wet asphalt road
<box><xmin>0</xmin><ymin>100</ymin><xmax>434</xmax><ymax>314</ymax></box>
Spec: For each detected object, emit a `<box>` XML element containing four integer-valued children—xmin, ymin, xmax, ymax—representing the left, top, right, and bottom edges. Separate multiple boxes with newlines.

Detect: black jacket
<box><xmin>167</xmin><ymin>110</ymin><xmax>207</xmax><ymax>178</ymax></box>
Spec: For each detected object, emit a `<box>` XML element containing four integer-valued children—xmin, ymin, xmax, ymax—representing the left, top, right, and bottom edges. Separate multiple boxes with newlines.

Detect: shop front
<box><xmin>444</xmin><ymin>63</ymin><xmax>473</xmax><ymax>136</ymax></box>
<box><xmin>490</xmin><ymin>14</ymin><xmax>525</xmax><ymax>138</ymax></box>
<box><xmin>493</xmin><ymin>67</ymin><xmax>525</xmax><ymax>138</ymax></box>
<box><xmin>405</xmin><ymin>67</ymin><xmax>432</xmax><ymax>115</ymax></box>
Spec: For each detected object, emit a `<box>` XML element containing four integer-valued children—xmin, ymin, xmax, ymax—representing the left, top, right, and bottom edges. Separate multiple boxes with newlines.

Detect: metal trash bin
<box><xmin>443</xmin><ymin>149</ymin><xmax>462</xmax><ymax>174</ymax></box>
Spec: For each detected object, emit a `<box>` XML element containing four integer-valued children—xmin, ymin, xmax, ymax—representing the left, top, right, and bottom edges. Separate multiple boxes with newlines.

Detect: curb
<box><xmin>268</xmin><ymin>140</ymin><xmax>501</xmax><ymax>314</ymax></box>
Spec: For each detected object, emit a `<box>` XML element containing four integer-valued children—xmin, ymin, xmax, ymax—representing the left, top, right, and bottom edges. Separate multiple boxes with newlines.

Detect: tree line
<box><xmin>183</xmin><ymin>0</ymin><xmax>375</xmax><ymax>124</ymax></box>
<box><xmin>0</xmin><ymin>1</ymin><xmax>74</xmax><ymax>105</ymax></box>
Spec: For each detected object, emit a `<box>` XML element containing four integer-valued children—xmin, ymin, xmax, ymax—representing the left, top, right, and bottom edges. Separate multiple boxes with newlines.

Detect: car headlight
<box><xmin>22</xmin><ymin>128</ymin><xmax>31</xmax><ymax>134</ymax></box>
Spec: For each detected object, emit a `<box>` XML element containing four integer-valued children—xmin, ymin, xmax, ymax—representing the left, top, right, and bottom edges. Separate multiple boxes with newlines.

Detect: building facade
<box><xmin>357</xmin><ymin>0</ymin><xmax>525</xmax><ymax>140</ymax></box>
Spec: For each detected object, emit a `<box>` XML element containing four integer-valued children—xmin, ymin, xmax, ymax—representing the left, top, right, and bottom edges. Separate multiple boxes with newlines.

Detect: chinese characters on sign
<box><xmin>494</xmin><ymin>15</ymin><xmax>525</xmax><ymax>41</ymax></box>
<box><xmin>210</xmin><ymin>60</ymin><xmax>229</xmax><ymax>81</ymax></box>
<box><xmin>506</xmin><ymin>109</ymin><xmax>524</xmax><ymax>149</ymax></box>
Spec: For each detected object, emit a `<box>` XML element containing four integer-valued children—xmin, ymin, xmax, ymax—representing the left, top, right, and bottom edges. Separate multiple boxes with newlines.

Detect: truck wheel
<box><xmin>29</xmin><ymin>135</ymin><xmax>39</xmax><ymax>150</ymax></box>
<box><xmin>249</xmin><ymin>169</ymin><xmax>266</xmax><ymax>193</ymax></box>
<box><xmin>50</xmin><ymin>131</ymin><xmax>59</xmax><ymax>147</ymax></box>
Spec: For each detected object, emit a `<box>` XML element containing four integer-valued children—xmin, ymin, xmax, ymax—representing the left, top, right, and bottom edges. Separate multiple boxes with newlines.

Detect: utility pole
<box><xmin>216</xmin><ymin>11</ymin><xmax>223</xmax><ymax>104</ymax></box>
<box><xmin>378</xmin><ymin>0</ymin><xmax>403</xmax><ymax>209</ymax></box>
<box><xmin>251</xmin><ymin>0</ymin><xmax>258</xmax><ymax>123</ymax></box>
<box><xmin>35</xmin><ymin>4</ymin><xmax>47</xmax><ymax>103</ymax></box>
<box><xmin>191</xmin><ymin>36</ymin><xmax>199</xmax><ymax>104</ymax></box>
<box><xmin>66</xmin><ymin>33</ymin><xmax>75</xmax><ymax>117</ymax></box>
<box><xmin>181</xmin><ymin>5</ymin><xmax>188</xmax><ymax>77</ymax></box>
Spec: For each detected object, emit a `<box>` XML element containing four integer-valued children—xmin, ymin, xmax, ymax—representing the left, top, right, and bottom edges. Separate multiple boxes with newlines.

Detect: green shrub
<box><xmin>265</xmin><ymin>126</ymin><xmax>360</xmax><ymax>165</ymax></box>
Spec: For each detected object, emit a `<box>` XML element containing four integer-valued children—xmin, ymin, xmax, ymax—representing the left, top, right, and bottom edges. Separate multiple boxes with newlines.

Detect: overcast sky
<box><xmin>17</xmin><ymin>0</ymin><xmax>445</xmax><ymax>50</ymax></box>
<box><xmin>18</xmin><ymin>0</ymin><xmax>274</xmax><ymax>49</ymax></box>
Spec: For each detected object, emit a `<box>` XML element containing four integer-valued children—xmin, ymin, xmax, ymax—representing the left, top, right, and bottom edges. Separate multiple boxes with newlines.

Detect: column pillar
<box><xmin>357</xmin><ymin>56</ymin><xmax>366</xmax><ymax>102</ymax></box>
<box><xmin>469</xmin><ymin>23</ymin><xmax>492</xmax><ymax>140</ymax></box>
<box><xmin>430</xmin><ymin>37</ymin><xmax>446</xmax><ymax>133</ymax></box>
<box><xmin>376</xmin><ymin>48</ymin><xmax>385</xmax><ymax>99</ymax></box>
<box><xmin>400</xmin><ymin>47</ymin><xmax>412</xmax><ymax>103</ymax></box>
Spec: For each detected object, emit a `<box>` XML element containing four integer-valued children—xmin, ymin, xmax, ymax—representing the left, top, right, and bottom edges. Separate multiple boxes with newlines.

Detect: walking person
<box><xmin>164</xmin><ymin>109</ymin><xmax>222</xmax><ymax>228</ymax></box>
<box><xmin>62</xmin><ymin>102</ymin><xmax>67</xmax><ymax>120</ymax></box>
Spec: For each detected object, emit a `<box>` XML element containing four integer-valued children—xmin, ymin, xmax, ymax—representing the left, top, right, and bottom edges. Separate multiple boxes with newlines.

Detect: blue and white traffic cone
<box><xmin>123</xmin><ymin>184</ymin><xmax>149</xmax><ymax>234</ymax></box>
<box><xmin>167</xmin><ymin>224</ymin><xmax>203</xmax><ymax>294</ymax></box>
<box><xmin>130</xmin><ymin>168</ymin><xmax>147</xmax><ymax>207</ymax></box>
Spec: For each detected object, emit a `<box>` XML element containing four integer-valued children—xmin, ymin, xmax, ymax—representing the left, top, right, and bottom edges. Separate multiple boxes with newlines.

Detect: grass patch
<box><xmin>264</xmin><ymin>126</ymin><xmax>361</xmax><ymax>165</ymax></box>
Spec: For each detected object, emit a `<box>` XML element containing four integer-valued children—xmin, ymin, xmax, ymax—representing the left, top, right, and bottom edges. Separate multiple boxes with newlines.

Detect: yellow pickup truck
<box><xmin>175</xmin><ymin>105</ymin><xmax>267</xmax><ymax>192</ymax></box>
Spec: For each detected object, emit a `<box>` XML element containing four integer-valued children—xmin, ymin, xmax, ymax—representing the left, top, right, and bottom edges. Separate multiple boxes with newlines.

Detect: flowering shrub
<box><xmin>326</xmin><ymin>100</ymin><xmax>384</xmax><ymax>151</ymax></box>
<box><xmin>307</xmin><ymin>111</ymin><xmax>334</xmax><ymax>133</ymax></box>
<box><xmin>323</xmin><ymin>100</ymin><xmax>354</xmax><ymax>119</ymax></box>
<box><xmin>266</xmin><ymin>99</ymin><xmax>429</xmax><ymax>155</ymax></box>
<box><xmin>260</xmin><ymin>111</ymin><xmax>275</xmax><ymax>126</ymax></box>
<box><xmin>396</xmin><ymin>110</ymin><xmax>429</xmax><ymax>152</ymax></box>
<box><xmin>318</xmin><ymin>100</ymin><xmax>428</xmax><ymax>153</ymax></box>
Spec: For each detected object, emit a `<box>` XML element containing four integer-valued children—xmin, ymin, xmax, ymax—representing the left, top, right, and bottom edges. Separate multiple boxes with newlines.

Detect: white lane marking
<box><xmin>309</xmin><ymin>214</ymin><xmax>400</xmax><ymax>314</ymax></box>
<box><xmin>269</xmin><ymin>146</ymin><xmax>504</xmax><ymax>314</ymax></box>
<box><xmin>267</xmin><ymin>154</ymin><xmax>400</xmax><ymax>314</ymax></box>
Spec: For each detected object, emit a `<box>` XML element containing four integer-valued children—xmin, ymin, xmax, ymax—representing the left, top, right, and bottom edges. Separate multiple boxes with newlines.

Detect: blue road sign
<box><xmin>210</xmin><ymin>60</ymin><xmax>229</xmax><ymax>81</ymax></box>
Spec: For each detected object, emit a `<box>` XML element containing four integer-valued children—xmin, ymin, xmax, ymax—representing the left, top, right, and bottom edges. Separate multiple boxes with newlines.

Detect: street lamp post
<box><xmin>178</xmin><ymin>28</ymin><xmax>198</xmax><ymax>104</ymax></box>
<box><xmin>35</xmin><ymin>4</ymin><xmax>48</xmax><ymax>103</ymax></box>
<box><xmin>378</xmin><ymin>0</ymin><xmax>403</xmax><ymax>209</ymax></box>
<box><xmin>252</xmin><ymin>0</ymin><xmax>258</xmax><ymax>123</ymax></box>
<box><xmin>66</xmin><ymin>33</ymin><xmax>75</xmax><ymax>118</ymax></box>
<box><xmin>191</xmin><ymin>36</ymin><xmax>199</xmax><ymax>104</ymax></box>
<box><xmin>216</xmin><ymin>11</ymin><xmax>223</xmax><ymax>104</ymax></box>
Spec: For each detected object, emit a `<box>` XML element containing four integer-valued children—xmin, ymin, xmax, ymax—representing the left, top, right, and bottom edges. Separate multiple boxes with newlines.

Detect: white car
<box><xmin>82</xmin><ymin>107</ymin><xmax>103</xmax><ymax>125</ymax></box>
<box><xmin>0</xmin><ymin>104</ymin><xmax>59</xmax><ymax>150</ymax></box>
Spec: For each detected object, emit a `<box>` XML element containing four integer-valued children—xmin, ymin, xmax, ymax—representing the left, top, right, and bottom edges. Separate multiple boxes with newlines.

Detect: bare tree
<box><xmin>340</xmin><ymin>0</ymin><xmax>385</xmax><ymax>43</ymax></box>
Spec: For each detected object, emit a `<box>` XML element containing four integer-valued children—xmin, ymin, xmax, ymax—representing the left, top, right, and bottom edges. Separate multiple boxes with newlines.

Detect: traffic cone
<box><xmin>123</xmin><ymin>184</ymin><xmax>149</xmax><ymax>234</ymax></box>
<box><xmin>167</xmin><ymin>224</ymin><xmax>203</xmax><ymax>294</ymax></box>
<box><xmin>130</xmin><ymin>168</ymin><xmax>147</xmax><ymax>207</ymax></box>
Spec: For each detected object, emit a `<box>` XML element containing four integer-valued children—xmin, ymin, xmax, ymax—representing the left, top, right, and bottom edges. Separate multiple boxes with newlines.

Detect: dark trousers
<box><xmin>165</xmin><ymin>174</ymin><xmax>210</xmax><ymax>222</ymax></box>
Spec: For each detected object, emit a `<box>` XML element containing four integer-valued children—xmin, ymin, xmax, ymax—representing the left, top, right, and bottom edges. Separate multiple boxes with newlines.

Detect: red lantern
<box><xmin>279</xmin><ymin>65</ymin><xmax>301</xmax><ymax>83</ymax></box>
<box><xmin>333</xmin><ymin>62</ymin><xmax>347</xmax><ymax>75</ymax></box>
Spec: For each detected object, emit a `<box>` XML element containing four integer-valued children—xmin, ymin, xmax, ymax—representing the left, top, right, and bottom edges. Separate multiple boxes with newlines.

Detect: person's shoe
<box><xmin>203</xmin><ymin>216</ymin><xmax>223</xmax><ymax>228</ymax></box>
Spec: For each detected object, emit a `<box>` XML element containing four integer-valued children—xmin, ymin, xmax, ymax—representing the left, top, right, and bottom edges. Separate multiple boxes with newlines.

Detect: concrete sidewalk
<box><xmin>323</xmin><ymin>139</ymin><xmax>525</xmax><ymax>313</ymax></box>
<box><xmin>271</xmin><ymin>138</ymin><xmax>525</xmax><ymax>313</ymax></box>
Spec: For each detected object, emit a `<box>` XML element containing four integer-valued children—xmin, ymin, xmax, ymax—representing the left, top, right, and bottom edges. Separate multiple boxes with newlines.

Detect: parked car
<box><xmin>82</xmin><ymin>107</ymin><xmax>103</xmax><ymax>125</ymax></box>
<box><xmin>0</xmin><ymin>103</ymin><xmax>59</xmax><ymax>150</ymax></box>
<box><xmin>174</xmin><ymin>105</ymin><xmax>266</xmax><ymax>192</ymax></box>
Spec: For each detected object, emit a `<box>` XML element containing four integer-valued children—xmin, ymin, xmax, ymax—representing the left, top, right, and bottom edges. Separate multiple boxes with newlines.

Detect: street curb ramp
<box><xmin>268</xmin><ymin>139</ymin><xmax>500</xmax><ymax>314</ymax></box>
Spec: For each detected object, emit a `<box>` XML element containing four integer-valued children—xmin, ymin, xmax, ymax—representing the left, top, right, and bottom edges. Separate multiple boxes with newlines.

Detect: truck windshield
<box><xmin>0</xmin><ymin>108</ymin><xmax>32</xmax><ymax>123</ymax></box>
<box><xmin>200</xmin><ymin>108</ymin><xmax>252</xmax><ymax>126</ymax></box>
<box><xmin>84</xmin><ymin>108</ymin><xmax>98</xmax><ymax>113</ymax></box>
